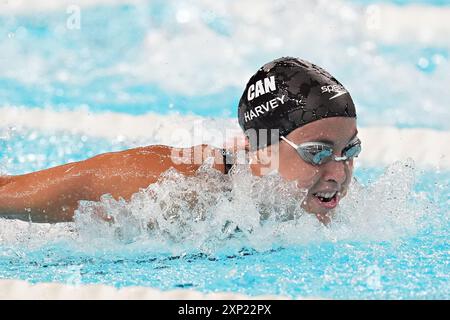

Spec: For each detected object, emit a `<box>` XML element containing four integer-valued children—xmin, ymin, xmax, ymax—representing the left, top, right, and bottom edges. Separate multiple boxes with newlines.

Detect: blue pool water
<box><xmin>0</xmin><ymin>127</ymin><xmax>448</xmax><ymax>299</ymax></box>
<box><xmin>0</xmin><ymin>0</ymin><xmax>449</xmax><ymax>299</ymax></box>
<box><xmin>1</xmin><ymin>0</ymin><xmax>449</xmax><ymax>128</ymax></box>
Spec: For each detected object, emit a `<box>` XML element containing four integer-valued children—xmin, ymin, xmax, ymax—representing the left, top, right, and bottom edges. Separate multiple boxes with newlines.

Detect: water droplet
<box><xmin>417</xmin><ymin>57</ymin><xmax>429</xmax><ymax>69</ymax></box>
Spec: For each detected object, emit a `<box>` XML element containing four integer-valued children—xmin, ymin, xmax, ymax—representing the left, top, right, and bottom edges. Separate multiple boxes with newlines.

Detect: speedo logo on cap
<box><xmin>247</xmin><ymin>76</ymin><xmax>276</xmax><ymax>101</ymax></box>
<box><xmin>321</xmin><ymin>84</ymin><xmax>348</xmax><ymax>100</ymax></box>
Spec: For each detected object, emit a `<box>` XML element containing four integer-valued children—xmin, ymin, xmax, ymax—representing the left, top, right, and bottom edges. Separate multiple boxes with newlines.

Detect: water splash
<box><xmin>68</xmin><ymin>158</ymin><xmax>434</xmax><ymax>255</ymax></box>
<box><xmin>0</xmin><ymin>130</ymin><xmax>438</xmax><ymax>256</ymax></box>
<box><xmin>74</xmin><ymin>162</ymin><xmax>308</xmax><ymax>255</ymax></box>
<box><xmin>330</xmin><ymin>159</ymin><xmax>430</xmax><ymax>240</ymax></box>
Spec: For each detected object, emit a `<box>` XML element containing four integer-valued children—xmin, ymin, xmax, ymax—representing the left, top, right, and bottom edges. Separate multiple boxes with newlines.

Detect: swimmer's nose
<box><xmin>322</xmin><ymin>158</ymin><xmax>348</xmax><ymax>185</ymax></box>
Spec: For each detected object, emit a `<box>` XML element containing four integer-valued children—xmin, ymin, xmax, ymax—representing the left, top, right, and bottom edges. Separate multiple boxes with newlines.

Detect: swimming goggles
<box><xmin>280</xmin><ymin>136</ymin><xmax>362</xmax><ymax>166</ymax></box>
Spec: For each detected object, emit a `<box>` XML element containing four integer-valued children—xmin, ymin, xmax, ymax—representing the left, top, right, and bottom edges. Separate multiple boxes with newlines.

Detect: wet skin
<box><xmin>0</xmin><ymin>144</ymin><xmax>227</xmax><ymax>222</ymax></box>
<box><xmin>249</xmin><ymin>117</ymin><xmax>358</xmax><ymax>223</ymax></box>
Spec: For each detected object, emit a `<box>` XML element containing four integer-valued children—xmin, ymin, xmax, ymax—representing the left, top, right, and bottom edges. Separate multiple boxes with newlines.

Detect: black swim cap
<box><xmin>238</xmin><ymin>57</ymin><xmax>356</xmax><ymax>150</ymax></box>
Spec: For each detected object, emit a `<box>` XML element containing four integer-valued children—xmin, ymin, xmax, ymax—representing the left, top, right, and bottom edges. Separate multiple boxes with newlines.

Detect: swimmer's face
<box><xmin>280</xmin><ymin>117</ymin><xmax>357</xmax><ymax>219</ymax></box>
<box><xmin>254</xmin><ymin>117</ymin><xmax>357</xmax><ymax>220</ymax></box>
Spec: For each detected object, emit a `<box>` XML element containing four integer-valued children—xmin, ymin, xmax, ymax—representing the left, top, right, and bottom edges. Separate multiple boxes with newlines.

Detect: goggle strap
<box><xmin>280</xmin><ymin>136</ymin><xmax>298</xmax><ymax>149</ymax></box>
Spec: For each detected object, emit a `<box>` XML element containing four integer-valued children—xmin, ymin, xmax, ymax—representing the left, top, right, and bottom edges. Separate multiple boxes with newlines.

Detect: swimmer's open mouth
<box><xmin>312</xmin><ymin>191</ymin><xmax>339</xmax><ymax>209</ymax></box>
<box><xmin>313</xmin><ymin>191</ymin><xmax>337</xmax><ymax>202</ymax></box>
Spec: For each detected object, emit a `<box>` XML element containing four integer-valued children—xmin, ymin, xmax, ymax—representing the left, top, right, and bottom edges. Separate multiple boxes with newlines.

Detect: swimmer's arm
<box><xmin>0</xmin><ymin>169</ymin><xmax>85</xmax><ymax>222</ymax></box>
<box><xmin>0</xmin><ymin>144</ymin><xmax>226</xmax><ymax>223</ymax></box>
<box><xmin>0</xmin><ymin>159</ymin><xmax>107</xmax><ymax>223</ymax></box>
<box><xmin>0</xmin><ymin>146</ymin><xmax>168</xmax><ymax>223</ymax></box>
<box><xmin>0</xmin><ymin>175</ymin><xmax>12</xmax><ymax>188</ymax></box>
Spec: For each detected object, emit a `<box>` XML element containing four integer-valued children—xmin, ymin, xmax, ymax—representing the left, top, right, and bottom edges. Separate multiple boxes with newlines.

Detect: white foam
<box><xmin>357</xmin><ymin>126</ymin><xmax>449</xmax><ymax>169</ymax></box>
<box><xmin>1</xmin><ymin>1</ymin><xmax>449</xmax><ymax>129</ymax></box>
<box><xmin>366</xmin><ymin>4</ymin><xmax>450</xmax><ymax>46</ymax></box>
<box><xmin>129</xmin><ymin>1</ymin><xmax>450</xmax><ymax>95</ymax></box>
<box><xmin>2</xmin><ymin>1</ymin><xmax>449</xmax><ymax>47</ymax></box>
<box><xmin>0</xmin><ymin>157</ymin><xmax>435</xmax><ymax>252</ymax></box>
<box><xmin>2</xmin><ymin>1</ymin><xmax>450</xmax><ymax>97</ymax></box>
<box><xmin>1</xmin><ymin>106</ymin><xmax>449</xmax><ymax>169</ymax></box>
<box><xmin>70</xmin><ymin>159</ymin><xmax>434</xmax><ymax>254</ymax></box>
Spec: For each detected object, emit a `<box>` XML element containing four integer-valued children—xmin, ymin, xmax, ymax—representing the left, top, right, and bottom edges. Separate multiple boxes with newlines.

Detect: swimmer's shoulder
<box><xmin>124</xmin><ymin>144</ymin><xmax>207</xmax><ymax>175</ymax></box>
<box><xmin>139</xmin><ymin>144</ymin><xmax>228</xmax><ymax>175</ymax></box>
<box><xmin>91</xmin><ymin>144</ymin><xmax>227</xmax><ymax>175</ymax></box>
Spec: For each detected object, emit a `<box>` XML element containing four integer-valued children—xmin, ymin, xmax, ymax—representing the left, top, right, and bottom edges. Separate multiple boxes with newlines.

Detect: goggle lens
<box><xmin>298</xmin><ymin>140</ymin><xmax>361</xmax><ymax>165</ymax></box>
<box><xmin>281</xmin><ymin>136</ymin><xmax>362</xmax><ymax>166</ymax></box>
<box><xmin>312</xmin><ymin>149</ymin><xmax>333</xmax><ymax>165</ymax></box>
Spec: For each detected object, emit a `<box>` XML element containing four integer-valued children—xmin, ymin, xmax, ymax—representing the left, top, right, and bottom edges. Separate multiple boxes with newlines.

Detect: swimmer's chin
<box><xmin>306</xmin><ymin>207</ymin><xmax>335</xmax><ymax>225</ymax></box>
<box><xmin>302</xmin><ymin>192</ymin><xmax>345</xmax><ymax>224</ymax></box>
